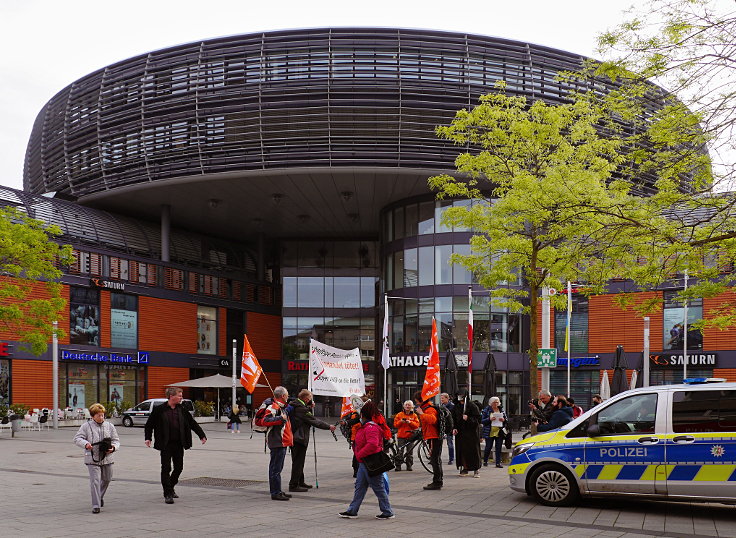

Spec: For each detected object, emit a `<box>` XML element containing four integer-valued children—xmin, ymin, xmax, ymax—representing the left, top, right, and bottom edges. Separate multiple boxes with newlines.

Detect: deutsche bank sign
<box><xmin>62</xmin><ymin>350</ymin><xmax>150</xmax><ymax>364</ymax></box>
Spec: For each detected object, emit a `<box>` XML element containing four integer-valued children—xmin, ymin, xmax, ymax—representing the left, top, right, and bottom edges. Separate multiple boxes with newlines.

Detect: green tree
<box><xmin>0</xmin><ymin>207</ymin><xmax>74</xmax><ymax>355</ymax></box>
<box><xmin>429</xmin><ymin>88</ymin><xmax>644</xmax><ymax>400</ymax></box>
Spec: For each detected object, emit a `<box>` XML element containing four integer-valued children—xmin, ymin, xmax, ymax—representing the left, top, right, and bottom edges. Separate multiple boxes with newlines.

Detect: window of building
<box><xmin>550</xmin><ymin>369</ymin><xmax>598</xmax><ymax>410</ymax></box>
<box><xmin>554</xmin><ymin>293</ymin><xmax>588</xmax><ymax>354</ymax></box>
<box><xmin>197</xmin><ymin>305</ymin><xmax>217</xmax><ymax>355</ymax></box>
<box><xmin>663</xmin><ymin>290</ymin><xmax>703</xmax><ymax>350</ymax></box>
<box><xmin>110</xmin><ymin>293</ymin><xmax>137</xmax><ymax>349</ymax></box>
<box><xmin>418</xmin><ymin>247</ymin><xmax>434</xmax><ymax>286</ymax></box>
<box><xmin>403</xmin><ymin>248</ymin><xmax>417</xmax><ymax>287</ymax></box>
<box><xmin>650</xmin><ymin>368</ymin><xmax>712</xmax><ymax>386</ymax></box>
<box><xmin>69</xmin><ymin>287</ymin><xmax>100</xmax><ymax>346</ymax></box>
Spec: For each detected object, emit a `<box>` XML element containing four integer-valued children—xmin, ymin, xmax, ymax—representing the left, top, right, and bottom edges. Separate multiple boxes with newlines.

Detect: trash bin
<box><xmin>9</xmin><ymin>414</ymin><xmax>22</xmax><ymax>437</ymax></box>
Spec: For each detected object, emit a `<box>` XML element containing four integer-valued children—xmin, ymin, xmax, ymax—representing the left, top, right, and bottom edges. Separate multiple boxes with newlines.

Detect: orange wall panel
<box><xmin>100</xmin><ymin>291</ymin><xmax>111</xmax><ymax>348</ymax></box>
<box><xmin>246</xmin><ymin>312</ymin><xmax>282</xmax><ymax>365</ymax></box>
<box><xmin>713</xmin><ymin>369</ymin><xmax>736</xmax><ymax>382</ymax></box>
<box><xmin>589</xmin><ymin>292</ymin><xmax>663</xmax><ymax>353</ymax></box>
<box><xmin>11</xmin><ymin>359</ymin><xmax>53</xmax><ymax>408</ymax></box>
<box><xmin>703</xmin><ymin>289</ymin><xmax>736</xmax><ymax>350</ymax></box>
<box><xmin>138</xmin><ymin>297</ymin><xmax>197</xmax><ymax>353</ymax></box>
<box><xmin>219</xmin><ymin>307</ymin><xmax>227</xmax><ymax>356</ymax></box>
<box><xmin>147</xmin><ymin>366</ymin><xmax>190</xmax><ymax>399</ymax></box>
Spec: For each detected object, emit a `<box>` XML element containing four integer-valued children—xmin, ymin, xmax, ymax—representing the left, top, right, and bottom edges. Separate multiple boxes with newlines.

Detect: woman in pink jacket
<box><xmin>339</xmin><ymin>400</ymin><xmax>394</xmax><ymax>519</ymax></box>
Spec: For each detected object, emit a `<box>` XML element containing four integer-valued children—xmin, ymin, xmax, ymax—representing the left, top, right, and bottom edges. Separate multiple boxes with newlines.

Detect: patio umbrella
<box><xmin>600</xmin><ymin>370</ymin><xmax>611</xmax><ymax>400</ymax></box>
<box><xmin>442</xmin><ymin>349</ymin><xmax>460</xmax><ymax>399</ymax></box>
<box><xmin>482</xmin><ymin>352</ymin><xmax>498</xmax><ymax>406</ymax></box>
<box><xmin>610</xmin><ymin>345</ymin><xmax>629</xmax><ymax>397</ymax></box>
<box><xmin>169</xmin><ymin>374</ymin><xmax>235</xmax><ymax>420</ymax></box>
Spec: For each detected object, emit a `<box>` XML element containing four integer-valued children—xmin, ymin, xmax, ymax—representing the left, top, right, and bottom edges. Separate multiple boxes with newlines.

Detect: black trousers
<box><xmin>289</xmin><ymin>442</ymin><xmax>308</xmax><ymax>488</ymax></box>
<box><xmin>160</xmin><ymin>443</ymin><xmax>184</xmax><ymax>496</ymax></box>
<box><xmin>428</xmin><ymin>437</ymin><xmax>443</xmax><ymax>485</ymax></box>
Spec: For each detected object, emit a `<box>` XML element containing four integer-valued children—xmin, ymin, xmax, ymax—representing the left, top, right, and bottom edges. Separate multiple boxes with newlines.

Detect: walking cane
<box><xmin>312</xmin><ymin>425</ymin><xmax>319</xmax><ymax>489</ymax></box>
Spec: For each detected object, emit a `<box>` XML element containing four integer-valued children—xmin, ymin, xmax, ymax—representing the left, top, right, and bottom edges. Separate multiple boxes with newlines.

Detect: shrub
<box><xmin>193</xmin><ymin>400</ymin><xmax>215</xmax><ymax>417</ymax></box>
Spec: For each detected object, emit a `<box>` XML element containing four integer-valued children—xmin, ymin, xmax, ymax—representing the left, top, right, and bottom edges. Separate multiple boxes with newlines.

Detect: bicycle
<box><xmin>386</xmin><ymin>429</ymin><xmax>432</xmax><ymax>474</ymax></box>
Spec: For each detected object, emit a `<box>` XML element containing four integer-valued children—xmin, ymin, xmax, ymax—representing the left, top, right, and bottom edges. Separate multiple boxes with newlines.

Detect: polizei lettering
<box><xmin>599</xmin><ymin>447</ymin><xmax>648</xmax><ymax>458</ymax></box>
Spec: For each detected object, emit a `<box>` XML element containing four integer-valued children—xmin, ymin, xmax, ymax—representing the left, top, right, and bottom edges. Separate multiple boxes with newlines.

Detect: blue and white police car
<box><xmin>509</xmin><ymin>379</ymin><xmax>736</xmax><ymax>506</ymax></box>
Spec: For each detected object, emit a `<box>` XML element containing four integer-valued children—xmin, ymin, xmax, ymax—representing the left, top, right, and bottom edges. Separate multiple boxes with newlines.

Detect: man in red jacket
<box><xmin>261</xmin><ymin>386</ymin><xmax>293</xmax><ymax>501</ymax></box>
<box><xmin>414</xmin><ymin>390</ymin><xmax>443</xmax><ymax>490</ymax></box>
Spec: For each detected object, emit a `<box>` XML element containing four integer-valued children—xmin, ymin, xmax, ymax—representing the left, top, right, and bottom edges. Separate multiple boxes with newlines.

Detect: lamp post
<box><xmin>52</xmin><ymin>321</ymin><xmax>58</xmax><ymax>429</ymax></box>
<box><xmin>643</xmin><ymin>317</ymin><xmax>650</xmax><ymax>387</ymax></box>
<box><xmin>683</xmin><ymin>270</ymin><xmax>689</xmax><ymax>380</ymax></box>
<box><xmin>232</xmin><ymin>339</ymin><xmax>237</xmax><ymax>414</ymax></box>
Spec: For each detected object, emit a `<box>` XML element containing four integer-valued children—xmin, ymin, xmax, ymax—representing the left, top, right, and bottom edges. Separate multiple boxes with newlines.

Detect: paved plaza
<box><xmin>1</xmin><ymin>423</ymin><xmax>735</xmax><ymax>537</ymax></box>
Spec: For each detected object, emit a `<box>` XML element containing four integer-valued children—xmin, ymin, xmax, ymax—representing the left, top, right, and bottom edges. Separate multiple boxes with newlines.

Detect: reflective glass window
<box><xmin>418</xmin><ymin>314</ymin><xmax>433</xmax><ymax>352</ymax></box>
<box><xmin>418</xmin><ymin>202</ymin><xmax>434</xmax><ymax>234</ymax></box>
<box><xmin>360</xmin><ymin>277</ymin><xmax>375</xmax><ymax>308</ymax></box>
<box><xmin>298</xmin><ymin>277</ymin><xmax>324</xmax><ymax>308</ymax></box>
<box><xmin>453</xmin><ymin>244</ymin><xmax>472</xmax><ymax>284</ymax></box>
<box><xmin>435</xmin><ymin>244</ymin><xmax>453</xmax><ymax>284</ymax></box>
<box><xmin>453</xmin><ymin>199</ymin><xmax>472</xmax><ymax>232</ymax></box>
<box><xmin>435</xmin><ymin>297</ymin><xmax>452</xmax><ymax>312</ymax></box>
<box><xmin>404</xmin><ymin>248</ymin><xmax>418</xmax><ymax>287</ymax></box>
<box><xmin>334</xmin><ymin>277</ymin><xmax>360</xmax><ymax>308</ymax></box>
<box><xmin>404</xmin><ymin>315</ymin><xmax>418</xmax><ymax>352</ymax></box>
<box><xmin>435</xmin><ymin>200</ymin><xmax>453</xmax><ymax>233</ymax></box>
<box><xmin>405</xmin><ymin>203</ymin><xmax>418</xmax><ymax>237</ymax></box>
<box><xmin>394</xmin><ymin>207</ymin><xmax>405</xmax><ymax>239</ymax></box>
<box><xmin>418</xmin><ymin>247</ymin><xmax>434</xmax><ymax>286</ymax></box>
<box><xmin>283</xmin><ymin>277</ymin><xmax>297</xmax><ymax>307</ymax></box>
<box><xmin>663</xmin><ymin>291</ymin><xmax>703</xmax><ymax>350</ymax></box>
<box><xmin>393</xmin><ymin>251</ymin><xmax>404</xmax><ymax>290</ymax></box>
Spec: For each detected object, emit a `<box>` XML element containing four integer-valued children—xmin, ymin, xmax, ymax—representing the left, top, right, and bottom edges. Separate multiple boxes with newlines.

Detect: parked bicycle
<box><xmin>386</xmin><ymin>429</ymin><xmax>432</xmax><ymax>473</ymax></box>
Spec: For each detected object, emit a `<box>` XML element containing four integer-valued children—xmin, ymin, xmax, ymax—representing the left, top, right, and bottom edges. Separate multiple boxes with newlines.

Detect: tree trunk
<box><xmin>528</xmin><ymin>281</ymin><xmax>539</xmax><ymax>436</ymax></box>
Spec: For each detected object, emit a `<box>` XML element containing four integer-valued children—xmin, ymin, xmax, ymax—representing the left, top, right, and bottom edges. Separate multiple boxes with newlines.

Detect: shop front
<box><xmin>59</xmin><ymin>349</ymin><xmax>147</xmax><ymax>409</ymax></box>
<box><xmin>0</xmin><ymin>341</ymin><xmax>10</xmax><ymax>405</ymax></box>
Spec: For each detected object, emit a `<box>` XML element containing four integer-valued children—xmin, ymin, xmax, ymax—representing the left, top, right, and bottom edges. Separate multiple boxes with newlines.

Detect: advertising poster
<box><xmin>69</xmin><ymin>304</ymin><xmax>100</xmax><ymax>345</ymax></box>
<box><xmin>68</xmin><ymin>383</ymin><xmax>86</xmax><ymax>409</ymax></box>
<box><xmin>111</xmin><ymin>309</ymin><xmax>137</xmax><ymax>348</ymax></box>
<box><xmin>109</xmin><ymin>384</ymin><xmax>124</xmax><ymax>406</ymax></box>
<box><xmin>308</xmin><ymin>338</ymin><xmax>365</xmax><ymax>397</ymax></box>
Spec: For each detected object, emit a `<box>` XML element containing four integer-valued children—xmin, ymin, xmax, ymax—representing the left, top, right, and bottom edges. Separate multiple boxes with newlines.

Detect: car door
<box><xmin>131</xmin><ymin>401</ymin><xmax>151</xmax><ymax>425</ymax></box>
<box><xmin>666</xmin><ymin>388</ymin><xmax>736</xmax><ymax>499</ymax></box>
<box><xmin>583</xmin><ymin>392</ymin><xmax>667</xmax><ymax>494</ymax></box>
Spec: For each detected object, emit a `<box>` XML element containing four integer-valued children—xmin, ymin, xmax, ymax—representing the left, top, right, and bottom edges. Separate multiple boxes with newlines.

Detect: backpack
<box><xmin>438</xmin><ymin>404</ymin><xmax>454</xmax><ymax>439</ymax></box>
<box><xmin>252</xmin><ymin>398</ymin><xmax>273</xmax><ymax>434</ymax></box>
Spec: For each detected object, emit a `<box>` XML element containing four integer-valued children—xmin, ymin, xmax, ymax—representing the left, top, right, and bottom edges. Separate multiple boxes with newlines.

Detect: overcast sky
<box><xmin>0</xmin><ymin>0</ymin><xmax>636</xmax><ymax>191</ymax></box>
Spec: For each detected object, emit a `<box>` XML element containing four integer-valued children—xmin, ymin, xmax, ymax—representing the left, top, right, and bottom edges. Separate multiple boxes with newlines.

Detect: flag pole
<box><xmin>566</xmin><ymin>281</ymin><xmax>572</xmax><ymax>397</ymax></box>
<box><xmin>468</xmin><ymin>286</ymin><xmax>473</xmax><ymax>409</ymax></box>
<box><xmin>382</xmin><ymin>293</ymin><xmax>389</xmax><ymax>418</ymax></box>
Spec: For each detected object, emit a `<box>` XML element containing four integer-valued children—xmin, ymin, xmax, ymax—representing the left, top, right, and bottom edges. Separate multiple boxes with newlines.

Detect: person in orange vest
<box><xmin>393</xmin><ymin>400</ymin><xmax>420</xmax><ymax>471</ymax></box>
<box><xmin>414</xmin><ymin>390</ymin><xmax>443</xmax><ymax>490</ymax></box>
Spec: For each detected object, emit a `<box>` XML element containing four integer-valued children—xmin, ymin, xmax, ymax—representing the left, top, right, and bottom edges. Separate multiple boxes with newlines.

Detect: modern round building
<box><xmin>10</xmin><ymin>28</ymin><xmax>730</xmax><ymax>416</ymax></box>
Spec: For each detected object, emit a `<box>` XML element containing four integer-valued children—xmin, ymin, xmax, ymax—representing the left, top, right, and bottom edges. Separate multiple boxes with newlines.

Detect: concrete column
<box><xmin>161</xmin><ymin>204</ymin><xmax>171</xmax><ymax>262</ymax></box>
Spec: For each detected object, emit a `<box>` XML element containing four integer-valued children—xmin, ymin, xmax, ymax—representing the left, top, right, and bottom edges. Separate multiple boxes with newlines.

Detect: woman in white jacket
<box><xmin>73</xmin><ymin>403</ymin><xmax>121</xmax><ymax>513</ymax></box>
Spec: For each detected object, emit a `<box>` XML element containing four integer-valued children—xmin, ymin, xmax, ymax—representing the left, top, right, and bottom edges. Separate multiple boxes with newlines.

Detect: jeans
<box><xmin>484</xmin><ymin>435</ymin><xmax>503</xmax><ymax>465</ymax></box>
<box><xmin>346</xmin><ymin>463</ymin><xmax>393</xmax><ymax>516</ymax></box>
<box><xmin>231</xmin><ymin>422</ymin><xmax>240</xmax><ymax>432</ymax></box>
<box><xmin>160</xmin><ymin>443</ymin><xmax>184</xmax><ymax>496</ymax></box>
<box><xmin>397</xmin><ymin>437</ymin><xmax>414</xmax><ymax>468</ymax></box>
<box><xmin>269</xmin><ymin>446</ymin><xmax>287</xmax><ymax>495</ymax></box>
<box><xmin>289</xmin><ymin>442</ymin><xmax>308</xmax><ymax>488</ymax></box>
<box><xmin>428</xmin><ymin>438</ymin><xmax>443</xmax><ymax>485</ymax></box>
<box><xmin>446</xmin><ymin>434</ymin><xmax>455</xmax><ymax>462</ymax></box>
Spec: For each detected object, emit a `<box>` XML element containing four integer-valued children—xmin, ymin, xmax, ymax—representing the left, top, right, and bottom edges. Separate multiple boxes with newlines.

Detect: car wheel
<box><xmin>529</xmin><ymin>464</ymin><xmax>580</xmax><ymax>507</ymax></box>
<box><xmin>122</xmin><ymin>416</ymin><xmax>134</xmax><ymax>427</ymax></box>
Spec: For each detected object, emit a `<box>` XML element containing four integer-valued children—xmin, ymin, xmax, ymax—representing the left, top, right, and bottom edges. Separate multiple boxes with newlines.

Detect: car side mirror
<box><xmin>586</xmin><ymin>424</ymin><xmax>602</xmax><ymax>437</ymax></box>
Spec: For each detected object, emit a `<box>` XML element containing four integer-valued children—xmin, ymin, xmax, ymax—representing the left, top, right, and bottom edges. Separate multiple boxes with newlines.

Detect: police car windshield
<box><xmin>595</xmin><ymin>393</ymin><xmax>658</xmax><ymax>435</ymax></box>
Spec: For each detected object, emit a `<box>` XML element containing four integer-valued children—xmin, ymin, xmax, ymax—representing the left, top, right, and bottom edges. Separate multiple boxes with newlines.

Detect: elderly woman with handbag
<box><xmin>339</xmin><ymin>400</ymin><xmax>395</xmax><ymax>520</ymax></box>
<box><xmin>73</xmin><ymin>403</ymin><xmax>121</xmax><ymax>513</ymax></box>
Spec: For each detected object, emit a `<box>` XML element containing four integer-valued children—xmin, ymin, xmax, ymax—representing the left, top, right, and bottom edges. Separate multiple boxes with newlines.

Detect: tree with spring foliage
<box><xmin>0</xmin><ymin>206</ymin><xmax>74</xmax><ymax>355</ymax></box>
<box><xmin>429</xmin><ymin>87</ymin><xmax>653</xmax><ymax>401</ymax></box>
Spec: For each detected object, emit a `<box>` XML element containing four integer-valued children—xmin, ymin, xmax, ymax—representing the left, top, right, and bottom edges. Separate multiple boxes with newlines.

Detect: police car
<box><xmin>509</xmin><ymin>379</ymin><xmax>736</xmax><ymax>506</ymax></box>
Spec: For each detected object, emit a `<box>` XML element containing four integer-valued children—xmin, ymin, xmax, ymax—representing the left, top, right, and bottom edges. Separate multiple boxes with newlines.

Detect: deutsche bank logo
<box><xmin>137</xmin><ymin>352</ymin><xmax>150</xmax><ymax>364</ymax></box>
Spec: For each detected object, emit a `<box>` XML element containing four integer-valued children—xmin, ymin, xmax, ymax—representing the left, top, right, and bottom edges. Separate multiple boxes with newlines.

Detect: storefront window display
<box><xmin>197</xmin><ymin>305</ymin><xmax>217</xmax><ymax>355</ymax></box>
<box><xmin>0</xmin><ymin>360</ymin><xmax>9</xmax><ymax>405</ymax></box>
<box><xmin>550</xmin><ymin>369</ymin><xmax>598</xmax><ymax>409</ymax></box>
<box><xmin>70</xmin><ymin>287</ymin><xmax>100</xmax><ymax>346</ymax></box>
<box><xmin>554</xmin><ymin>294</ymin><xmax>588</xmax><ymax>354</ymax></box>
<box><xmin>663</xmin><ymin>291</ymin><xmax>703</xmax><ymax>350</ymax></box>
<box><xmin>110</xmin><ymin>293</ymin><xmax>138</xmax><ymax>348</ymax></box>
<box><xmin>59</xmin><ymin>362</ymin><xmax>145</xmax><ymax>410</ymax></box>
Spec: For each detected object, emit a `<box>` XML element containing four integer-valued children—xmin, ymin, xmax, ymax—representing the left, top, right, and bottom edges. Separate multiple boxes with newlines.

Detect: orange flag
<box><xmin>340</xmin><ymin>397</ymin><xmax>353</xmax><ymax>417</ymax></box>
<box><xmin>421</xmin><ymin>317</ymin><xmax>441</xmax><ymax>401</ymax></box>
<box><xmin>240</xmin><ymin>334</ymin><xmax>263</xmax><ymax>393</ymax></box>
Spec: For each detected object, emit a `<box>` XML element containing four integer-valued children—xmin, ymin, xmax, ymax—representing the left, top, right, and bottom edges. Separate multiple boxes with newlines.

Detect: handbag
<box><xmin>362</xmin><ymin>449</ymin><xmax>395</xmax><ymax>477</ymax></box>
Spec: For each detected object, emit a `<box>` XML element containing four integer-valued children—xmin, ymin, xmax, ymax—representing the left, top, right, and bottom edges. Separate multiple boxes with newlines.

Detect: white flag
<box><xmin>381</xmin><ymin>294</ymin><xmax>390</xmax><ymax>369</ymax></box>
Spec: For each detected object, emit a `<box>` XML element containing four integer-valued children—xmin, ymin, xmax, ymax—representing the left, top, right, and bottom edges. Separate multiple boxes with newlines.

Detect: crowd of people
<box><xmin>73</xmin><ymin>386</ymin><xmax>591</xmax><ymax>518</ymax></box>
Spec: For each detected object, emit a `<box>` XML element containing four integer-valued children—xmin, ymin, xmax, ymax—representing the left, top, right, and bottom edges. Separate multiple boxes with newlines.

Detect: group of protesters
<box><xmin>72</xmin><ymin>385</ymin><xmax>516</xmax><ymax>520</ymax></box>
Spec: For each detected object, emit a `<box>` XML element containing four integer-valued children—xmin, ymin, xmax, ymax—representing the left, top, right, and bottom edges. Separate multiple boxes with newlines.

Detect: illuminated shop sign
<box><xmin>390</xmin><ymin>355</ymin><xmax>429</xmax><ymax>368</ymax></box>
<box><xmin>556</xmin><ymin>357</ymin><xmax>600</xmax><ymax>368</ymax></box>
<box><xmin>0</xmin><ymin>342</ymin><xmax>10</xmax><ymax>357</ymax></box>
<box><xmin>62</xmin><ymin>350</ymin><xmax>149</xmax><ymax>364</ymax></box>
<box><xmin>650</xmin><ymin>353</ymin><xmax>717</xmax><ymax>367</ymax></box>
<box><xmin>90</xmin><ymin>278</ymin><xmax>126</xmax><ymax>291</ymax></box>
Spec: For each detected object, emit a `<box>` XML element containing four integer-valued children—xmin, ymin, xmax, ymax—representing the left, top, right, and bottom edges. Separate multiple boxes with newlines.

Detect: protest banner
<box><xmin>308</xmin><ymin>338</ymin><xmax>365</xmax><ymax>397</ymax></box>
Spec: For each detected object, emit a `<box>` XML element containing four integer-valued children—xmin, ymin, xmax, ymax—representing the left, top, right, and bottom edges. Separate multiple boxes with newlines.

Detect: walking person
<box><xmin>414</xmin><ymin>390</ymin><xmax>444</xmax><ymax>490</ymax></box>
<box><xmin>393</xmin><ymin>400</ymin><xmax>420</xmax><ymax>471</ymax></box>
<box><xmin>481</xmin><ymin>396</ymin><xmax>506</xmax><ymax>468</ymax></box>
<box><xmin>229</xmin><ymin>404</ymin><xmax>242</xmax><ymax>433</ymax></box>
<box><xmin>260</xmin><ymin>386</ymin><xmax>294</xmax><ymax>501</ymax></box>
<box><xmin>288</xmin><ymin>389</ymin><xmax>336</xmax><ymax>492</ymax></box>
<box><xmin>440</xmin><ymin>393</ymin><xmax>455</xmax><ymax>465</ymax></box>
<box><xmin>451</xmin><ymin>390</ymin><xmax>482</xmax><ymax>477</ymax></box>
<box><xmin>144</xmin><ymin>387</ymin><xmax>207</xmax><ymax>504</ymax></box>
<box><xmin>339</xmin><ymin>400</ymin><xmax>394</xmax><ymax>519</ymax></box>
<box><xmin>73</xmin><ymin>403</ymin><xmax>120</xmax><ymax>513</ymax></box>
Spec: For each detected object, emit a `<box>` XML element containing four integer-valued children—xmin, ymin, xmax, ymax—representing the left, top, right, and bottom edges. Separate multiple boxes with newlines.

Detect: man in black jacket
<box><xmin>288</xmin><ymin>389</ymin><xmax>336</xmax><ymax>492</ymax></box>
<box><xmin>144</xmin><ymin>387</ymin><xmax>207</xmax><ymax>504</ymax></box>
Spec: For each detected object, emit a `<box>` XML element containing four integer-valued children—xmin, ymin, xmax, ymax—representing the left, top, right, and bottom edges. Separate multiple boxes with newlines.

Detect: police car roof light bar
<box><xmin>682</xmin><ymin>377</ymin><xmax>726</xmax><ymax>384</ymax></box>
